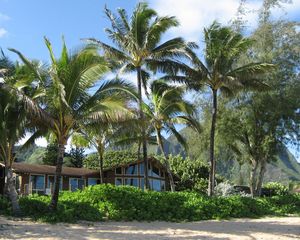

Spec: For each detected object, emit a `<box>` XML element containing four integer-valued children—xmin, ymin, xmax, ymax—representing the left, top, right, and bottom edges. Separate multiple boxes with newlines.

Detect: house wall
<box><xmin>103</xmin><ymin>160</ymin><xmax>170</xmax><ymax>191</ymax></box>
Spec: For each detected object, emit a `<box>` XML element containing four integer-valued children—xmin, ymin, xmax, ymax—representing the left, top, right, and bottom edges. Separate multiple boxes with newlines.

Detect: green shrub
<box><xmin>2</xmin><ymin>185</ymin><xmax>300</xmax><ymax>223</ymax></box>
<box><xmin>0</xmin><ymin>196</ymin><xmax>11</xmax><ymax>215</ymax></box>
<box><xmin>264</xmin><ymin>182</ymin><xmax>289</xmax><ymax>196</ymax></box>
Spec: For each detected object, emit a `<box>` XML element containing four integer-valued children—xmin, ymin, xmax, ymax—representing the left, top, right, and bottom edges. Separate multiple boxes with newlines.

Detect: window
<box><xmin>152</xmin><ymin>165</ymin><xmax>160</xmax><ymax>178</ymax></box>
<box><xmin>88</xmin><ymin>178</ymin><xmax>98</xmax><ymax>186</ymax></box>
<box><xmin>140</xmin><ymin>178</ymin><xmax>144</xmax><ymax>190</ymax></box>
<box><xmin>115</xmin><ymin>167</ymin><xmax>122</xmax><ymax>175</ymax></box>
<box><xmin>30</xmin><ymin>175</ymin><xmax>45</xmax><ymax>191</ymax></box>
<box><xmin>139</xmin><ymin>163</ymin><xmax>153</xmax><ymax>177</ymax></box>
<box><xmin>124</xmin><ymin>178</ymin><xmax>139</xmax><ymax>187</ymax></box>
<box><xmin>139</xmin><ymin>163</ymin><xmax>144</xmax><ymax>176</ymax></box>
<box><xmin>152</xmin><ymin>179</ymin><xmax>161</xmax><ymax>191</ymax></box>
<box><xmin>47</xmin><ymin>176</ymin><xmax>62</xmax><ymax>190</ymax></box>
<box><xmin>15</xmin><ymin>175</ymin><xmax>20</xmax><ymax>191</ymax></box>
<box><xmin>124</xmin><ymin>164</ymin><xmax>138</xmax><ymax>175</ymax></box>
<box><xmin>115</xmin><ymin>178</ymin><xmax>122</xmax><ymax>186</ymax></box>
<box><xmin>148</xmin><ymin>163</ymin><xmax>152</xmax><ymax>176</ymax></box>
<box><xmin>78</xmin><ymin>179</ymin><xmax>85</xmax><ymax>190</ymax></box>
<box><xmin>69</xmin><ymin>178</ymin><xmax>85</xmax><ymax>192</ymax></box>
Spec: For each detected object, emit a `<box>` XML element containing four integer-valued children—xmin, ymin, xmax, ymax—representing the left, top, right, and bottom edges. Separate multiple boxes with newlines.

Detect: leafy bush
<box><xmin>19</xmin><ymin>193</ymin><xmax>103</xmax><ymax>223</ymax></box>
<box><xmin>264</xmin><ymin>182</ymin><xmax>289</xmax><ymax>196</ymax></box>
<box><xmin>215</xmin><ymin>182</ymin><xmax>236</xmax><ymax>196</ymax></box>
<box><xmin>5</xmin><ymin>184</ymin><xmax>298</xmax><ymax>223</ymax></box>
<box><xmin>0</xmin><ymin>196</ymin><xmax>11</xmax><ymax>215</ymax></box>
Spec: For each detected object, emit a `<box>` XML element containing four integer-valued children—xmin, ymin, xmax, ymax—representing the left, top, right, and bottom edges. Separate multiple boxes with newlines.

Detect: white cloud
<box><xmin>149</xmin><ymin>0</ymin><xmax>242</xmax><ymax>41</ymax></box>
<box><xmin>0</xmin><ymin>28</ymin><xmax>7</xmax><ymax>38</ymax></box>
<box><xmin>149</xmin><ymin>0</ymin><xmax>300</xmax><ymax>41</ymax></box>
<box><xmin>0</xmin><ymin>13</ymin><xmax>10</xmax><ymax>21</ymax></box>
<box><xmin>17</xmin><ymin>133</ymin><xmax>48</xmax><ymax>147</ymax></box>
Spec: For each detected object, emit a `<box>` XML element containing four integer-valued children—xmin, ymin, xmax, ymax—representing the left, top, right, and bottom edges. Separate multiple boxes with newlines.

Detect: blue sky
<box><xmin>1</xmin><ymin>0</ymin><xmax>299</xmax><ymax>160</ymax></box>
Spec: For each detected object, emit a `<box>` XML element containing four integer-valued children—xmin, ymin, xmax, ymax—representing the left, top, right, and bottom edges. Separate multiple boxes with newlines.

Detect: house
<box><xmin>0</xmin><ymin>158</ymin><xmax>170</xmax><ymax>195</ymax></box>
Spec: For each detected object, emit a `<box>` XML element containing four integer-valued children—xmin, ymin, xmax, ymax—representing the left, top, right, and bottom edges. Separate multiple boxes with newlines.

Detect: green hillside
<box><xmin>13</xmin><ymin>131</ymin><xmax>300</xmax><ymax>184</ymax></box>
<box><xmin>15</xmin><ymin>144</ymin><xmax>46</xmax><ymax>164</ymax></box>
<box><xmin>165</xmin><ymin>127</ymin><xmax>300</xmax><ymax>183</ymax></box>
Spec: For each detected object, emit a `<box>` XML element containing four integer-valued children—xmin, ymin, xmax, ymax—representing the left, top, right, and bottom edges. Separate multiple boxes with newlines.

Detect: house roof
<box><xmin>0</xmin><ymin>162</ymin><xmax>99</xmax><ymax>177</ymax></box>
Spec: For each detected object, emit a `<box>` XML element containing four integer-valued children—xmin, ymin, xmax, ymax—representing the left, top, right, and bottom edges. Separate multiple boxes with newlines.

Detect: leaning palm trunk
<box><xmin>137</xmin><ymin>67</ymin><xmax>149</xmax><ymax>190</ymax></box>
<box><xmin>256</xmin><ymin>160</ymin><xmax>267</xmax><ymax>197</ymax></box>
<box><xmin>250</xmin><ymin>159</ymin><xmax>259</xmax><ymax>197</ymax></box>
<box><xmin>6</xmin><ymin>167</ymin><xmax>21</xmax><ymax>215</ymax></box>
<box><xmin>49</xmin><ymin>142</ymin><xmax>65</xmax><ymax>211</ymax></box>
<box><xmin>156</xmin><ymin>130</ymin><xmax>175</xmax><ymax>192</ymax></box>
<box><xmin>208</xmin><ymin>89</ymin><xmax>217</xmax><ymax>196</ymax></box>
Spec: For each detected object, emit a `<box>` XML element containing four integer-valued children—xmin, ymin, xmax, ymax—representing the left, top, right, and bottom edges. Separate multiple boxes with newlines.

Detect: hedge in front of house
<box><xmin>1</xmin><ymin>184</ymin><xmax>300</xmax><ymax>223</ymax></box>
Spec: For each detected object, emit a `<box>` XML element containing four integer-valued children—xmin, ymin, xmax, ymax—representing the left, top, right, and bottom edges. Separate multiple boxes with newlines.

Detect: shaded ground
<box><xmin>0</xmin><ymin>216</ymin><xmax>299</xmax><ymax>240</ymax></box>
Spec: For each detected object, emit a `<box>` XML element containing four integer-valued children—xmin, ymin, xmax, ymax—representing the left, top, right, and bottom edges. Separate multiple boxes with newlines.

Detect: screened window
<box><xmin>115</xmin><ymin>178</ymin><xmax>122</xmax><ymax>186</ymax></box>
<box><xmin>47</xmin><ymin>176</ymin><xmax>62</xmax><ymax>190</ymax></box>
<box><xmin>124</xmin><ymin>178</ymin><xmax>139</xmax><ymax>187</ymax></box>
<box><xmin>88</xmin><ymin>178</ymin><xmax>98</xmax><ymax>186</ymax></box>
<box><xmin>30</xmin><ymin>175</ymin><xmax>45</xmax><ymax>190</ymax></box>
<box><xmin>115</xmin><ymin>167</ymin><xmax>122</xmax><ymax>175</ymax></box>
<box><xmin>125</xmin><ymin>164</ymin><xmax>138</xmax><ymax>175</ymax></box>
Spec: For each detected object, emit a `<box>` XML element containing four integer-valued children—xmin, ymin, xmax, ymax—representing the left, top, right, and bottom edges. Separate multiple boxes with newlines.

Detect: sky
<box><xmin>0</xmin><ymin>0</ymin><xmax>299</xmax><ymax>159</ymax></box>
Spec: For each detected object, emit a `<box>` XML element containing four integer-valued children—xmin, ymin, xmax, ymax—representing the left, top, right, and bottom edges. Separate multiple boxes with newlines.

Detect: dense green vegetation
<box><xmin>0</xmin><ymin>0</ymin><xmax>299</xmax><ymax>216</ymax></box>
<box><xmin>1</xmin><ymin>184</ymin><xmax>299</xmax><ymax>223</ymax></box>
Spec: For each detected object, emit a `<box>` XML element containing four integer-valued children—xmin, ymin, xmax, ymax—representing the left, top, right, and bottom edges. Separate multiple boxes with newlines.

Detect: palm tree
<box><xmin>162</xmin><ymin>22</ymin><xmax>274</xmax><ymax>196</ymax></box>
<box><xmin>143</xmin><ymin>80</ymin><xmax>195</xmax><ymax>191</ymax></box>
<box><xmin>73</xmin><ymin>107</ymin><xmax>135</xmax><ymax>183</ymax></box>
<box><xmin>0</xmin><ymin>51</ymin><xmax>42</xmax><ymax>215</ymax></box>
<box><xmin>9</xmin><ymin>38</ymin><xmax>136</xmax><ymax>210</ymax></box>
<box><xmin>85</xmin><ymin>2</ymin><xmax>192</xmax><ymax>189</ymax></box>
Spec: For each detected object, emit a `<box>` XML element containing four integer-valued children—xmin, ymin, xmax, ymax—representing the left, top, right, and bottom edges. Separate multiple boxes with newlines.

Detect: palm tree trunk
<box><xmin>137</xmin><ymin>66</ymin><xmax>149</xmax><ymax>190</ymax></box>
<box><xmin>7</xmin><ymin>166</ymin><xmax>21</xmax><ymax>216</ymax></box>
<box><xmin>49</xmin><ymin>142</ymin><xmax>65</xmax><ymax>211</ymax></box>
<box><xmin>156</xmin><ymin>130</ymin><xmax>175</xmax><ymax>192</ymax></box>
<box><xmin>250</xmin><ymin>159</ymin><xmax>258</xmax><ymax>197</ymax></box>
<box><xmin>256</xmin><ymin>160</ymin><xmax>266</xmax><ymax>197</ymax></box>
<box><xmin>208</xmin><ymin>89</ymin><xmax>217</xmax><ymax>196</ymax></box>
<box><xmin>98</xmin><ymin>147</ymin><xmax>104</xmax><ymax>184</ymax></box>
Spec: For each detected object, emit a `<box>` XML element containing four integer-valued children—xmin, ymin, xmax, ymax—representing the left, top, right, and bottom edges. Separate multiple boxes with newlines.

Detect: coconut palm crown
<box><xmin>143</xmin><ymin>80</ymin><xmax>196</xmax><ymax>191</ymax></box>
<box><xmin>9</xmin><ymin>37</ymin><xmax>136</xmax><ymax>210</ymax></box>
<box><xmin>85</xmin><ymin>2</ymin><xmax>194</xmax><ymax>188</ymax></box>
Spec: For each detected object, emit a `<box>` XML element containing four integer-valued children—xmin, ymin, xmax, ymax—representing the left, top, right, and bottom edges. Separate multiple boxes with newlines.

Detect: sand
<box><xmin>0</xmin><ymin>216</ymin><xmax>299</xmax><ymax>240</ymax></box>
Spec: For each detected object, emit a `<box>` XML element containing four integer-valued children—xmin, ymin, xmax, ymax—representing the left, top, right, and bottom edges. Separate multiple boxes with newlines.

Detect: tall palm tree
<box><xmin>162</xmin><ymin>22</ymin><xmax>274</xmax><ymax>196</ymax></box>
<box><xmin>0</xmin><ymin>90</ymin><xmax>25</xmax><ymax>215</ymax></box>
<box><xmin>9</xmin><ymin>38</ymin><xmax>136</xmax><ymax>210</ymax></box>
<box><xmin>85</xmin><ymin>2</ymin><xmax>192</xmax><ymax>189</ymax></box>
<box><xmin>143</xmin><ymin>80</ymin><xmax>195</xmax><ymax>191</ymax></box>
<box><xmin>0</xmin><ymin>51</ymin><xmax>42</xmax><ymax>215</ymax></box>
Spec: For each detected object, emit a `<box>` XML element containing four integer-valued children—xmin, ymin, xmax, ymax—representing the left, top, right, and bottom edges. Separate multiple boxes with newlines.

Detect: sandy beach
<box><xmin>0</xmin><ymin>216</ymin><xmax>299</xmax><ymax>240</ymax></box>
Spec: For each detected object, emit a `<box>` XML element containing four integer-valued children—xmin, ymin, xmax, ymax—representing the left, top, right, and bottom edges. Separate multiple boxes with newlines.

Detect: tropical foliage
<box><xmin>1</xmin><ymin>184</ymin><xmax>300</xmax><ymax>223</ymax></box>
<box><xmin>0</xmin><ymin>0</ymin><xmax>299</xmax><ymax>218</ymax></box>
